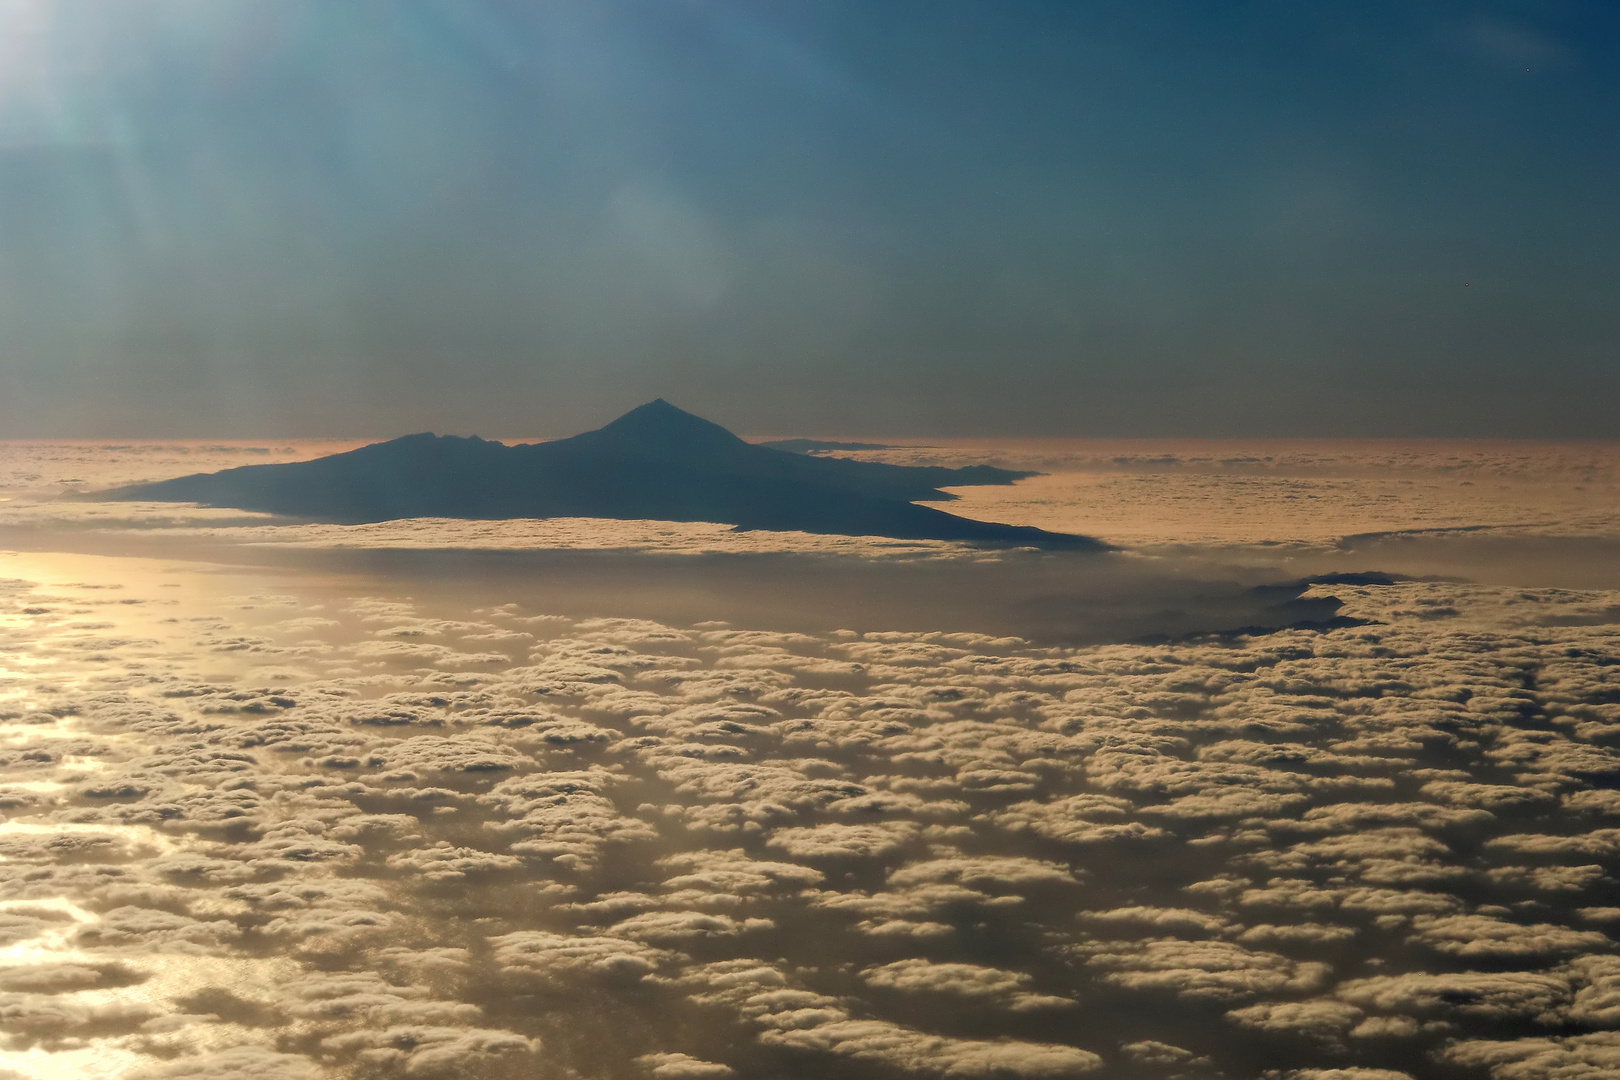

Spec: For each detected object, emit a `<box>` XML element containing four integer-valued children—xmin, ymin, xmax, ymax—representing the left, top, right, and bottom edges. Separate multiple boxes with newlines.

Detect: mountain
<box><xmin>90</xmin><ymin>400</ymin><xmax>1104</xmax><ymax>549</ymax></box>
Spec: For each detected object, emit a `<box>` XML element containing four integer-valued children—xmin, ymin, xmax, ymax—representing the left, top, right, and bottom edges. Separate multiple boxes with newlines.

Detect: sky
<box><xmin>0</xmin><ymin>0</ymin><xmax>1616</xmax><ymax>438</ymax></box>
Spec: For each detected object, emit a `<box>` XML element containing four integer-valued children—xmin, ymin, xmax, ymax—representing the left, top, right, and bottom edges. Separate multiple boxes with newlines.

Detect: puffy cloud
<box><xmin>358</xmin><ymin>734</ymin><xmax>532</xmax><ymax>777</ymax></box>
<box><xmin>75</xmin><ymin>905</ymin><xmax>238</xmax><ymax>953</ymax></box>
<box><xmin>1238</xmin><ymin>923</ymin><xmax>1358</xmax><ymax>945</ymax></box>
<box><xmin>1146</xmin><ymin>789</ymin><xmax>1311</xmax><ymax>820</ymax></box>
<box><xmin>240</xmin><ymin>821</ymin><xmax>365</xmax><ymax>866</ymax></box>
<box><xmin>1076</xmin><ymin>938</ymin><xmax>1330</xmax><ymax>1001</ymax></box>
<box><xmin>0</xmin><ymin>960</ymin><xmax>138</xmax><ymax>993</ymax></box>
<box><xmin>1579</xmin><ymin>907</ymin><xmax>1620</xmax><ymax>924</ymax></box>
<box><xmin>1437</xmin><ymin>1033</ymin><xmax>1620</xmax><ymax>1080</ymax></box>
<box><xmin>477</xmin><ymin>770</ymin><xmax>657</xmax><ymax>869</ymax></box>
<box><xmin>990</xmin><ymin>795</ymin><xmax>1169</xmax><ymax>844</ymax></box>
<box><xmin>0</xmin><ymin>990</ymin><xmax>158</xmax><ymax>1043</ymax></box>
<box><xmin>122</xmin><ymin>1048</ymin><xmax>323</xmax><ymax>1079</ymax></box>
<box><xmin>1405</xmin><ymin>914</ymin><xmax>1610</xmax><ymax>959</ymax></box>
<box><xmin>1292</xmin><ymin>801</ymin><xmax>1493</xmax><ymax>833</ymax></box>
<box><xmin>888</xmin><ymin>855</ymin><xmax>1079</xmax><ymax>889</ymax></box>
<box><xmin>1488</xmin><ymin>864</ymin><xmax>1609</xmax><ymax>893</ymax></box>
<box><xmin>645</xmin><ymin>757</ymin><xmax>870</xmax><ymax>832</ymax></box>
<box><xmin>861</xmin><ymin>959</ymin><xmax>1072</xmax><ymax>1011</ymax></box>
<box><xmin>758</xmin><ymin>1019</ymin><xmax>1103</xmax><ymax>1077</ymax></box>
<box><xmin>384</xmin><ymin>841</ymin><xmax>525</xmax><ymax>881</ymax></box>
<box><xmin>656</xmin><ymin>848</ymin><xmax>813</xmax><ymax>886</ymax></box>
<box><xmin>1225</xmin><ymin>999</ymin><xmax>1364</xmax><ymax>1041</ymax></box>
<box><xmin>635</xmin><ymin>1052</ymin><xmax>736</xmax><ymax>1078</ymax></box>
<box><xmin>1486</xmin><ymin>830</ymin><xmax>1620</xmax><ymax>858</ymax></box>
<box><xmin>1420</xmin><ymin>780</ymin><xmax>1556</xmax><ymax>810</ymax></box>
<box><xmin>1335</xmin><ymin>971</ymin><xmax>1571</xmax><ymax>1024</ymax></box>
<box><xmin>1337</xmin><ymin>888</ymin><xmax>1462</xmax><ymax>915</ymax></box>
<box><xmin>854</xmin><ymin>918</ymin><xmax>956</xmax><ymax>939</ymax></box>
<box><xmin>374</xmin><ymin>945</ymin><xmax>473</xmax><ymax>980</ymax></box>
<box><xmin>607</xmin><ymin>910</ymin><xmax>772</xmax><ymax>943</ymax></box>
<box><xmin>1564</xmin><ymin>790</ymin><xmax>1620</xmax><ymax>816</ymax></box>
<box><xmin>223</xmin><ymin>879</ymin><xmax>394</xmax><ymax>943</ymax></box>
<box><xmin>1237</xmin><ymin>878</ymin><xmax>1344</xmax><ymax>911</ymax></box>
<box><xmin>1565</xmin><ymin>954</ymin><xmax>1620</xmax><ymax>1026</ymax></box>
<box><xmin>811</xmin><ymin>882</ymin><xmax>1019</xmax><ymax>921</ymax></box>
<box><xmin>488</xmin><ymin>931</ymin><xmax>672</xmax><ymax>983</ymax></box>
<box><xmin>1347</xmin><ymin>1015</ymin><xmax>1422</xmax><ymax>1039</ymax></box>
<box><xmin>278</xmin><ymin>969</ymin><xmax>468</xmax><ymax>1024</ymax></box>
<box><xmin>766</xmin><ymin>821</ymin><xmax>920</xmax><ymax>859</ymax></box>
<box><xmin>668</xmin><ymin>960</ymin><xmax>1102</xmax><ymax>1076</ymax></box>
<box><xmin>1080</xmin><ymin>906</ymin><xmax>1236</xmax><ymax>937</ymax></box>
<box><xmin>321</xmin><ymin>1024</ymin><xmax>539</xmax><ymax>1075</ymax></box>
<box><xmin>1119</xmin><ymin>1040</ymin><xmax>1209</xmax><ymax>1066</ymax></box>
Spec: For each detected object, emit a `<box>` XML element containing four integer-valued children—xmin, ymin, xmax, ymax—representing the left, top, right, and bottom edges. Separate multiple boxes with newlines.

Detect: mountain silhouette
<box><xmin>91</xmin><ymin>400</ymin><xmax>1104</xmax><ymax>549</ymax></box>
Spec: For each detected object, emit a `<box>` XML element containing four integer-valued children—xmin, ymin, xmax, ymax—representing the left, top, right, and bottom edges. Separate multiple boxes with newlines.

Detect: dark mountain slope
<box><xmin>92</xmin><ymin>401</ymin><xmax>1103</xmax><ymax>549</ymax></box>
<box><xmin>539</xmin><ymin>400</ymin><xmax>1031</xmax><ymax>501</ymax></box>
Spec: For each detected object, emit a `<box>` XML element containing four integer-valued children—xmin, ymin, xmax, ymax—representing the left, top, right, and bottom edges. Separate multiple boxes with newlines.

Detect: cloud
<box><xmin>488</xmin><ymin>931</ymin><xmax>673</xmax><ymax>984</ymax></box>
<box><xmin>635</xmin><ymin>1052</ymin><xmax>736</xmax><ymax>1079</ymax></box>
<box><xmin>6</xmin><ymin>547</ymin><xmax>1620</xmax><ymax>1080</ymax></box>
<box><xmin>477</xmin><ymin>769</ymin><xmax>657</xmax><ymax>869</ymax></box>
<box><xmin>1565</xmin><ymin>955</ymin><xmax>1620</xmax><ymax>1026</ymax></box>
<box><xmin>991</xmin><ymin>795</ymin><xmax>1169</xmax><ymax>844</ymax></box>
<box><xmin>1080</xmin><ymin>906</ymin><xmax>1236</xmax><ymax>937</ymax></box>
<box><xmin>75</xmin><ymin>905</ymin><xmax>238</xmax><ymax>953</ymax></box>
<box><xmin>1238</xmin><ymin>923</ymin><xmax>1357</xmax><ymax>946</ymax></box>
<box><xmin>1335</xmin><ymin>972</ymin><xmax>1571</xmax><ymax>1024</ymax></box>
<box><xmin>758</xmin><ymin>1020</ymin><xmax>1103</xmax><ymax>1077</ymax></box>
<box><xmin>1419</xmin><ymin>780</ymin><xmax>1556</xmax><ymax>811</ymax></box>
<box><xmin>384</xmin><ymin>841</ymin><xmax>525</xmax><ymax>881</ymax></box>
<box><xmin>320</xmin><ymin>1024</ymin><xmax>539</xmax><ymax>1076</ymax></box>
<box><xmin>1076</xmin><ymin>938</ymin><xmax>1330</xmax><ymax>1001</ymax></box>
<box><xmin>1405</xmin><ymin>914</ymin><xmax>1610</xmax><ymax>959</ymax></box>
<box><xmin>861</xmin><ymin>959</ymin><xmax>1072</xmax><ymax>1011</ymax></box>
<box><xmin>1486</xmin><ymin>830</ymin><xmax>1620</xmax><ymax>859</ymax></box>
<box><xmin>1437</xmin><ymin>1033</ymin><xmax>1620</xmax><ymax>1080</ymax></box>
<box><xmin>655</xmin><ymin>848</ymin><xmax>824</xmax><ymax>903</ymax></box>
<box><xmin>607</xmin><ymin>910</ymin><xmax>773</xmax><ymax>943</ymax></box>
<box><xmin>667</xmin><ymin>960</ymin><xmax>1102</xmax><ymax>1076</ymax></box>
<box><xmin>1226</xmin><ymin>999</ymin><xmax>1364</xmax><ymax>1042</ymax></box>
<box><xmin>1119</xmin><ymin>1040</ymin><xmax>1209</xmax><ymax>1066</ymax></box>
<box><xmin>122</xmin><ymin>1048</ymin><xmax>323</xmax><ymax>1079</ymax></box>
<box><xmin>888</xmin><ymin>855</ymin><xmax>1080</xmax><ymax>889</ymax></box>
<box><xmin>766</xmin><ymin>821</ymin><xmax>920</xmax><ymax>859</ymax></box>
<box><xmin>0</xmin><ymin>960</ymin><xmax>139</xmax><ymax>993</ymax></box>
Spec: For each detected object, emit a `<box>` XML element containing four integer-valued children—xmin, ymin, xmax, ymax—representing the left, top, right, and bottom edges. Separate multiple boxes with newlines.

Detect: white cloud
<box><xmin>5</xmin><ymin>546</ymin><xmax>1620</xmax><ymax>1080</ymax></box>
<box><xmin>862</xmin><ymin>959</ymin><xmax>1072</xmax><ymax>1011</ymax></box>
<box><xmin>635</xmin><ymin>1052</ymin><xmax>736</xmax><ymax>1079</ymax></box>
<box><xmin>1438</xmin><ymin>1033</ymin><xmax>1620</xmax><ymax>1080</ymax></box>
<box><xmin>1076</xmin><ymin>938</ymin><xmax>1330</xmax><ymax>1001</ymax></box>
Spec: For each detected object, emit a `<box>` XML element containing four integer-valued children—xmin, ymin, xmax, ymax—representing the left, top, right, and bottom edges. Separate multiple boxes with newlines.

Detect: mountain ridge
<box><xmin>90</xmin><ymin>401</ymin><xmax>1104</xmax><ymax>549</ymax></box>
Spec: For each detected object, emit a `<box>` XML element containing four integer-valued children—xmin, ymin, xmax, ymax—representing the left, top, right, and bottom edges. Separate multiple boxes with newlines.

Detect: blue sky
<box><xmin>0</xmin><ymin>0</ymin><xmax>1615</xmax><ymax>436</ymax></box>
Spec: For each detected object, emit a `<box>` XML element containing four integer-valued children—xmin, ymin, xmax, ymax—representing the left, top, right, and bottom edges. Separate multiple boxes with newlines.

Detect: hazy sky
<box><xmin>0</xmin><ymin>0</ymin><xmax>1616</xmax><ymax>438</ymax></box>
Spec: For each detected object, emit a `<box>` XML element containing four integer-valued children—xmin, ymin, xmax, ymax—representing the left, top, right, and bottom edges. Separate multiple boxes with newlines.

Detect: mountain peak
<box><xmin>582</xmin><ymin>399</ymin><xmax>749</xmax><ymax>457</ymax></box>
<box><xmin>619</xmin><ymin>398</ymin><xmax>689</xmax><ymax>421</ymax></box>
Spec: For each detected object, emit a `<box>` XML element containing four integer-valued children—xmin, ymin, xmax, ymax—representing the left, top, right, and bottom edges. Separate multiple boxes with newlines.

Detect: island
<box><xmin>90</xmin><ymin>400</ymin><xmax>1105</xmax><ymax>549</ymax></box>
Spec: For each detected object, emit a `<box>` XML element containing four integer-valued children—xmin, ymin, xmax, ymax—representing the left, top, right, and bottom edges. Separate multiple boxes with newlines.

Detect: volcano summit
<box><xmin>93</xmin><ymin>401</ymin><xmax>1104</xmax><ymax>549</ymax></box>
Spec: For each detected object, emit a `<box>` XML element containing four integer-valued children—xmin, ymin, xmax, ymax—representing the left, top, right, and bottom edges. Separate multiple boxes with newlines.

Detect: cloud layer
<box><xmin>0</xmin><ymin>551</ymin><xmax>1617</xmax><ymax>1078</ymax></box>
